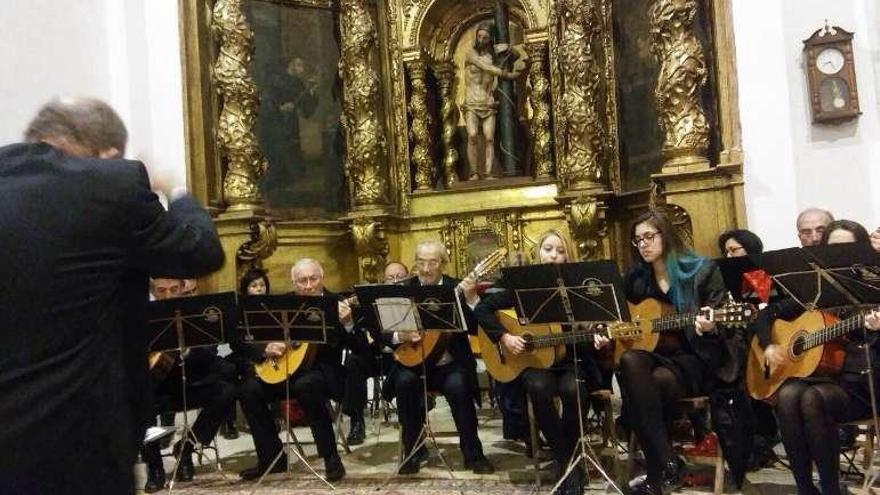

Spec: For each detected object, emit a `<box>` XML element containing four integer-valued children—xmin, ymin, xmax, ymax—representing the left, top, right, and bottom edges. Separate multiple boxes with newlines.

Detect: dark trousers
<box><xmin>343</xmin><ymin>350</ymin><xmax>382</xmax><ymax>418</ymax></box>
<box><xmin>143</xmin><ymin>355</ymin><xmax>238</xmax><ymax>469</ymax></box>
<box><xmin>522</xmin><ymin>366</ymin><xmax>592</xmax><ymax>465</ymax></box>
<box><xmin>494</xmin><ymin>377</ymin><xmax>528</xmax><ymax>440</ymax></box>
<box><xmin>393</xmin><ymin>361</ymin><xmax>484</xmax><ymax>463</ymax></box>
<box><xmin>238</xmin><ymin>364</ymin><xmax>340</xmax><ymax>466</ymax></box>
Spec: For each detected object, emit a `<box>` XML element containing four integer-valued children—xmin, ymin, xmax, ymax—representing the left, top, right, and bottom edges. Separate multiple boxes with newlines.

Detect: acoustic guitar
<box><xmin>745</xmin><ymin>310</ymin><xmax>870</xmax><ymax>400</ymax></box>
<box><xmin>612</xmin><ymin>297</ymin><xmax>757</xmax><ymax>365</ymax></box>
<box><xmin>394</xmin><ymin>247</ymin><xmax>508</xmax><ymax>368</ymax></box>
<box><xmin>253</xmin><ymin>342</ymin><xmax>319</xmax><ymax>384</ymax></box>
<box><xmin>478</xmin><ymin>309</ymin><xmax>643</xmax><ymax>382</ymax></box>
<box><xmin>253</xmin><ymin>295</ymin><xmax>357</xmax><ymax>384</ymax></box>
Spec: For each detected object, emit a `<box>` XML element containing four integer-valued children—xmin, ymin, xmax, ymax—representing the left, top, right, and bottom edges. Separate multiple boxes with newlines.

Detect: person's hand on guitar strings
<box><xmin>264</xmin><ymin>341</ymin><xmax>287</xmax><ymax>358</ymax></box>
<box><xmin>458</xmin><ymin>276</ymin><xmax>479</xmax><ymax>307</ymax></box>
<box><xmin>338</xmin><ymin>300</ymin><xmax>353</xmax><ymax>328</ymax></box>
<box><xmin>500</xmin><ymin>332</ymin><xmax>526</xmax><ymax>355</ymax></box>
<box><xmin>694</xmin><ymin>308</ymin><xmax>716</xmax><ymax>336</ymax></box>
<box><xmin>763</xmin><ymin>344</ymin><xmax>785</xmax><ymax>373</ymax></box>
<box><xmin>865</xmin><ymin>309</ymin><xmax>880</xmax><ymax>331</ymax></box>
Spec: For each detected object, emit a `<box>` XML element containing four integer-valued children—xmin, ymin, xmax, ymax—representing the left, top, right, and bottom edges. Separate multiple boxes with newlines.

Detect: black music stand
<box><xmin>502</xmin><ymin>261</ymin><xmax>626</xmax><ymax>495</ymax></box>
<box><xmin>145</xmin><ymin>292</ymin><xmax>236</xmax><ymax>492</ymax></box>
<box><xmin>239</xmin><ymin>294</ymin><xmax>339</xmax><ymax>492</ymax></box>
<box><xmin>759</xmin><ymin>244</ymin><xmax>880</xmax><ymax>488</ymax></box>
<box><xmin>715</xmin><ymin>255</ymin><xmax>777</xmax><ymax>305</ymax></box>
<box><xmin>355</xmin><ymin>283</ymin><xmax>465</xmax><ymax>483</ymax></box>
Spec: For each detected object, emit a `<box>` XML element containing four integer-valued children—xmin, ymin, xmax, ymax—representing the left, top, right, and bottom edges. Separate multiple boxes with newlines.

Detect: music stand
<box><xmin>502</xmin><ymin>261</ymin><xmax>626</xmax><ymax>495</ymax></box>
<box><xmin>759</xmin><ymin>244</ymin><xmax>880</xmax><ymax>488</ymax></box>
<box><xmin>355</xmin><ymin>283</ymin><xmax>465</xmax><ymax>484</ymax></box>
<box><xmin>239</xmin><ymin>294</ymin><xmax>339</xmax><ymax>492</ymax></box>
<box><xmin>145</xmin><ymin>292</ymin><xmax>236</xmax><ymax>492</ymax></box>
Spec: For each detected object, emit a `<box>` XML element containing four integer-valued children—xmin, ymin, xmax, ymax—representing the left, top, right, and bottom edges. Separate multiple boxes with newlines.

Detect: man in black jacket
<box><xmin>0</xmin><ymin>97</ymin><xmax>224</xmax><ymax>495</ymax></box>
<box><xmin>382</xmin><ymin>240</ymin><xmax>493</xmax><ymax>475</ymax></box>
<box><xmin>236</xmin><ymin>258</ymin><xmax>359</xmax><ymax>482</ymax></box>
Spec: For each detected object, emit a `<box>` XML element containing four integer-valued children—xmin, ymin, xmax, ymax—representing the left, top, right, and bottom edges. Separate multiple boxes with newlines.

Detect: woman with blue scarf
<box><xmin>619</xmin><ymin>211</ymin><xmax>730</xmax><ymax>495</ymax></box>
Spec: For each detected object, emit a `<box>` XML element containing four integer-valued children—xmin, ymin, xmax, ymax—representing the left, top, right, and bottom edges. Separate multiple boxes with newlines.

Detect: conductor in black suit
<box><xmin>382</xmin><ymin>240</ymin><xmax>494</xmax><ymax>475</ymax></box>
<box><xmin>0</xmin><ymin>97</ymin><xmax>225</xmax><ymax>495</ymax></box>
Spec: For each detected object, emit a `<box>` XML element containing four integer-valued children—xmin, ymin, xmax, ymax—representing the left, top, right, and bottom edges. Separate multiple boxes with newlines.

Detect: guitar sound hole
<box><xmin>522</xmin><ymin>335</ymin><xmax>534</xmax><ymax>352</ymax></box>
<box><xmin>791</xmin><ymin>336</ymin><xmax>806</xmax><ymax>357</ymax></box>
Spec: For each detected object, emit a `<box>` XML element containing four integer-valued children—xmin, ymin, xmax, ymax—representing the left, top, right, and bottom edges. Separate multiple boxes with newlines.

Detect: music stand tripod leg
<box><xmin>167</xmin><ymin>316</ymin><xmax>202</xmax><ymax>494</ymax></box>
<box><xmin>381</xmin><ymin>332</ymin><xmax>458</xmax><ymax>487</ymax></box>
<box><xmin>249</xmin><ymin>313</ymin><xmax>335</xmax><ymax>494</ymax></box>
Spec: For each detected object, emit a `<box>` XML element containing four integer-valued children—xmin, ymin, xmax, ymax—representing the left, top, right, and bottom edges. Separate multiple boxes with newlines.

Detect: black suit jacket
<box><xmin>382</xmin><ymin>276</ymin><xmax>481</xmax><ymax>403</ymax></box>
<box><xmin>0</xmin><ymin>143</ymin><xmax>224</xmax><ymax>494</ymax></box>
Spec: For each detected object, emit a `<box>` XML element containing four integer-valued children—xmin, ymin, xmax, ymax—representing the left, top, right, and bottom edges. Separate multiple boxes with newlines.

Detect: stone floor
<box><xmin>141</xmin><ymin>393</ymin><xmax>880</xmax><ymax>495</ymax></box>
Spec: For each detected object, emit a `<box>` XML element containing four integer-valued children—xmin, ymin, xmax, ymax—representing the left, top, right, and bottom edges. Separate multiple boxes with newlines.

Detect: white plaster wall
<box><xmin>0</xmin><ymin>0</ymin><xmax>187</xmax><ymax>191</ymax></box>
<box><xmin>735</xmin><ymin>0</ymin><xmax>880</xmax><ymax>249</ymax></box>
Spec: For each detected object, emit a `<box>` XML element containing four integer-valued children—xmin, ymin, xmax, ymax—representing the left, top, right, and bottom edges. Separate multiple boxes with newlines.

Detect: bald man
<box><xmin>235</xmin><ymin>258</ymin><xmax>362</xmax><ymax>482</ymax></box>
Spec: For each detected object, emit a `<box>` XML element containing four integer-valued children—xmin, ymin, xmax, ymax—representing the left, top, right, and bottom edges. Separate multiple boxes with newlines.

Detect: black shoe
<box><xmin>172</xmin><ymin>441</ymin><xmax>194</xmax><ymax>482</ymax></box>
<box><xmin>239</xmin><ymin>454</ymin><xmax>288</xmax><ymax>481</ymax></box>
<box><xmin>324</xmin><ymin>454</ymin><xmax>346</xmax><ymax>482</ymax></box>
<box><xmin>347</xmin><ymin>415</ymin><xmax>366</xmax><ymax>446</ymax></box>
<box><xmin>398</xmin><ymin>458</ymin><xmax>421</xmax><ymax>475</ymax></box>
<box><xmin>221</xmin><ymin>420</ymin><xmax>239</xmax><ymax>440</ymax></box>
<box><xmin>560</xmin><ymin>466</ymin><xmax>586</xmax><ymax>495</ymax></box>
<box><xmin>628</xmin><ymin>459</ymin><xmax>682</xmax><ymax>495</ymax></box>
<box><xmin>144</xmin><ymin>467</ymin><xmax>166</xmax><ymax>493</ymax></box>
<box><xmin>464</xmin><ymin>455</ymin><xmax>495</xmax><ymax>474</ymax></box>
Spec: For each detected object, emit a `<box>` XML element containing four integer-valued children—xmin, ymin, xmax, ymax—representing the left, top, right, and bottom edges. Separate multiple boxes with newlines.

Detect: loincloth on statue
<box><xmin>462</xmin><ymin>102</ymin><xmax>498</xmax><ymax>119</ymax></box>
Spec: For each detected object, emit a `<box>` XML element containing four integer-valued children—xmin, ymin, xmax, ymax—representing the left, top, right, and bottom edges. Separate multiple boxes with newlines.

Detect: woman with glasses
<box><xmin>474</xmin><ymin>229</ymin><xmax>610</xmax><ymax>495</ymax></box>
<box><xmin>760</xmin><ymin>219</ymin><xmax>880</xmax><ymax>495</ymax></box>
<box><xmin>618</xmin><ymin>212</ymin><xmax>731</xmax><ymax>495</ymax></box>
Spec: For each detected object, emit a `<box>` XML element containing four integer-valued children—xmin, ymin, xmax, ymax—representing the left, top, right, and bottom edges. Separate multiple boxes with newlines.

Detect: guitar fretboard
<box><xmin>528</xmin><ymin>329</ymin><xmax>597</xmax><ymax>348</ymax></box>
<box><xmin>801</xmin><ymin>313</ymin><xmax>866</xmax><ymax>351</ymax></box>
<box><xmin>650</xmin><ymin>311</ymin><xmax>701</xmax><ymax>332</ymax></box>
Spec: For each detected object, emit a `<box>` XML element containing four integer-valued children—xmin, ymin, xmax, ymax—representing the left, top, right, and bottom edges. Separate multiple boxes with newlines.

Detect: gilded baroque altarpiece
<box><xmin>180</xmin><ymin>0</ymin><xmax>745</xmax><ymax>293</ymax></box>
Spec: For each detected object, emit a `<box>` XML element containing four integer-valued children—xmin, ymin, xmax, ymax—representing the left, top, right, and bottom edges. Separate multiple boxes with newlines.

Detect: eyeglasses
<box><xmin>725</xmin><ymin>246</ymin><xmax>746</xmax><ymax>256</ymax></box>
<box><xmin>798</xmin><ymin>227</ymin><xmax>826</xmax><ymax>239</ymax></box>
<box><xmin>414</xmin><ymin>259</ymin><xmax>441</xmax><ymax>269</ymax></box>
<box><xmin>631</xmin><ymin>231</ymin><xmax>661</xmax><ymax>247</ymax></box>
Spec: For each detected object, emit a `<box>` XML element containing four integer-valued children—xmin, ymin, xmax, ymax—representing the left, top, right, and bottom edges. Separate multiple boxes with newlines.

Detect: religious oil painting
<box><xmin>248</xmin><ymin>1</ymin><xmax>345</xmax><ymax>217</ymax></box>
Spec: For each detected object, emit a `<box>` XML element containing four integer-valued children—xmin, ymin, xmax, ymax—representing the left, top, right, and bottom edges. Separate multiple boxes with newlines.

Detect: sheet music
<box><xmin>376</xmin><ymin>297</ymin><xmax>419</xmax><ymax>333</ymax></box>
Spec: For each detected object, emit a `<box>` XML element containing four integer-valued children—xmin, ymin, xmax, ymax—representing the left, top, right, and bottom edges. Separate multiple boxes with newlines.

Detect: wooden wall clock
<box><xmin>803</xmin><ymin>23</ymin><xmax>861</xmax><ymax>124</ymax></box>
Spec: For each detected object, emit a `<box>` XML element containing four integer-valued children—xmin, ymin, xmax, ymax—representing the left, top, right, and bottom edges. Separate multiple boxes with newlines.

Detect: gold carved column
<box><xmin>526</xmin><ymin>40</ymin><xmax>553</xmax><ymax>179</ymax></box>
<box><xmin>211</xmin><ymin>0</ymin><xmax>265</xmax><ymax>211</ymax></box>
<box><xmin>650</xmin><ymin>0</ymin><xmax>710</xmax><ymax>173</ymax></box>
<box><xmin>434</xmin><ymin>61</ymin><xmax>459</xmax><ymax>188</ymax></box>
<box><xmin>550</xmin><ymin>0</ymin><xmax>606</xmax><ymax>192</ymax></box>
<box><xmin>340</xmin><ymin>0</ymin><xmax>389</xmax><ymax>208</ymax></box>
<box><xmin>406</xmin><ymin>58</ymin><xmax>435</xmax><ymax>190</ymax></box>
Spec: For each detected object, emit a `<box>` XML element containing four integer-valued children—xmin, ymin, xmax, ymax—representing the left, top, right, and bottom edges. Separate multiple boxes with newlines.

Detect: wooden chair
<box><xmin>627</xmin><ymin>396</ymin><xmax>724</xmax><ymax>495</ymax></box>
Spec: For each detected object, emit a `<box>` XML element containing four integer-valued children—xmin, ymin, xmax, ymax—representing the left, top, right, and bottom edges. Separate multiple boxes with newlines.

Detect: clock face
<box><xmin>816</xmin><ymin>47</ymin><xmax>845</xmax><ymax>75</ymax></box>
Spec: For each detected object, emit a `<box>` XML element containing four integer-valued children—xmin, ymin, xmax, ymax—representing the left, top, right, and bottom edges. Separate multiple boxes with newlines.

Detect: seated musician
<box><xmin>619</xmin><ymin>212</ymin><xmax>732</xmax><ymax>495</ymax></box>
<box><xmin>757</xmin><ymin>219</ymin><xmax>880</xmax><ymax>495</ymax></box>
<box><xmin>473</xmin><ymin>230</ymin><xmax>609</xmax><ymax>494</ymax></box>
<box><xmin>341</xmin><ymin>261</ymin><xmax>411</xmax><ymax>446</ymax></box>
<box><xmin>235</xmin><ymin>258</ymin><xmax>359</xmax><ymax>482</ymax></box>
<box><xmin>717</xmin><ymin>229</ymin><xmax>785</xmax><ymax>467</ymax></box>
<box><xmin>142</xmin><ymin>278</ymin><xmax>239</xmax><ymax>493</ymax></box>
<box><xmin>381</xmin><ymin>240</ymin><xmax>494</xmax><ymax>474</ymax></box>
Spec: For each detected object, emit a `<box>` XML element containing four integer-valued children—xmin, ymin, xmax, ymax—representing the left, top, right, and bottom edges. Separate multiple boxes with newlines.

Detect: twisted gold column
<box><xmin>650</xmin><ymin>0</ymin><xmax>710</xmax><ymax>172</ymax></box>
<box><xmin>526</xmin><ymin>41</ymin><xmax>553</xmax><ymax>179</ymax></box>
<box><xmin>406</xmin><ymin>59</ymin><xmax>434</xmax><ymax>190</ymax></box>
<box><xmin>211</xmin><ymin>0</ymin><xmax>265</xmax><ymax>211</ymax></box>
<box><xmin>434</xmin><ymin>62</ymin><xmax>459</xmax><ymax>188</ymax></box>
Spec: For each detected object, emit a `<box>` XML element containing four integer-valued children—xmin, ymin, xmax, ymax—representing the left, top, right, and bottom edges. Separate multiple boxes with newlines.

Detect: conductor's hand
<box><xmin>459</xmin><ymin>276</ymin><xmax>479</xmax><ymax>307</ymax></box>
<box><xmin>338</xmin><ymin>300</ymin><xmax>353</xmax><ymax>327</ymax></box>
<box><xmin>763</xmin><ymin>344</ymin><xmax>785</xmax><ymax>373</ymax></box>
<box><xmin>264</xmin><ymin>342</ymin><xmax>287</xmax><ymax>358</ymax></box>
<box><xmin>694</xmin><ymin>311</ymin><xmax>716</xmax><ymax>336</ymax></box>
<box><xmin>500</xmin><ymin>333</ymin><xmax>526</xmax><ymax>355</ymax></box>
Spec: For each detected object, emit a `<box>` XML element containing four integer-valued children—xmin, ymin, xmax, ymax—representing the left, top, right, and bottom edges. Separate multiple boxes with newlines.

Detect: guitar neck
<box><xmin>802</xmin><ymin>313</ymin><xmax>866</xmax><ymax>351</ymax></box>
<box><xmin>527</xmin><ymin>328</ymin><xmax>597</xmax><ymax>348</ymax></box>
<box><xmin>651</xmin><ymin>311</ymin><xmax>700</xmax><ymax>333</ymax></box>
